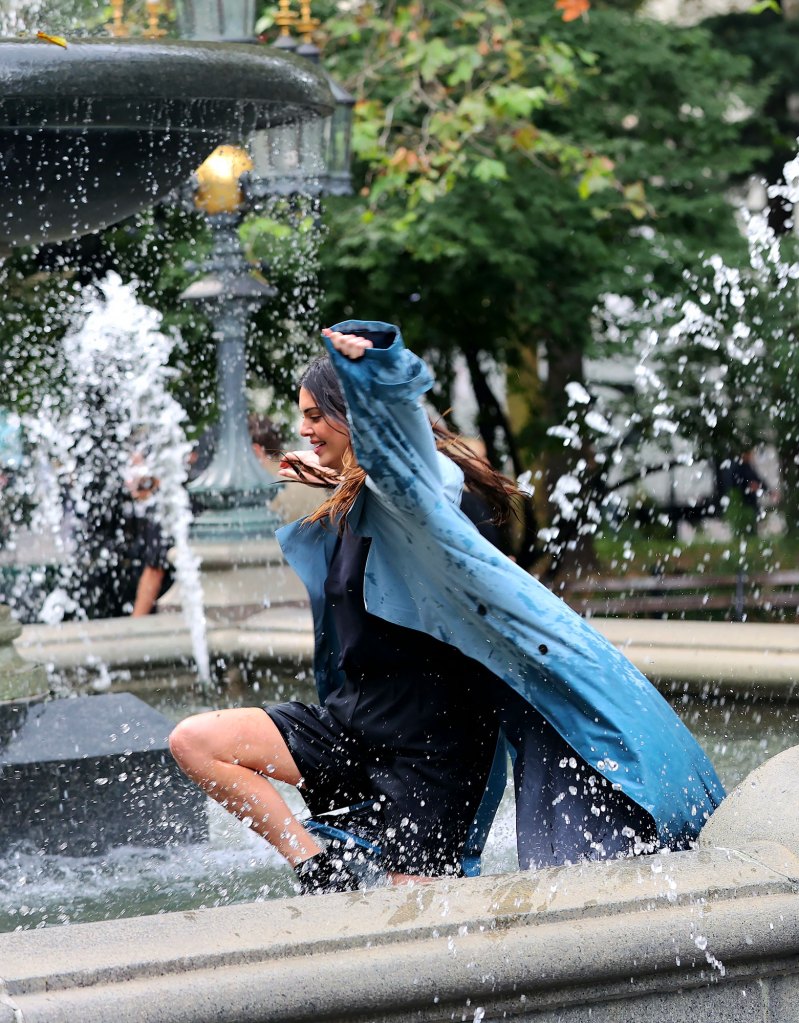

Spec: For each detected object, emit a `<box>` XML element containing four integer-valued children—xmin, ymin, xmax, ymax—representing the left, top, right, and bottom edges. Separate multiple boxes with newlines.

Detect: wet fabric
<box><xmin>276</xmin><ymin>321</ymin><xmax>725</xmax><ymax>868</ymax></box>
<box><xmin>323</xmin><ymin>528</ymin><xmax>498</xmax><ymax>752</ymax></box>
<box><xmin>132</xmin><ymin>510</ymin><xmax>173</xmax><ymax>572</ymax></box>
<box><xmin>496</xmin><ymin>686</ymin><xmax>656</xmax><ymax>869</ymax></box>
<box><xmin>266</xmin><ymin>701</ymin><xmax>496</xmax><ymax>876</ymax></box>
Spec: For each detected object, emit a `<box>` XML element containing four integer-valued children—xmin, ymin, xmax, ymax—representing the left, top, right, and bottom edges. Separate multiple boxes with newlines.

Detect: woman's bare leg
<box><xmin>169</xmin><ymin>708</ymin><xmax>324</xmax><ymax>866</ymax></box>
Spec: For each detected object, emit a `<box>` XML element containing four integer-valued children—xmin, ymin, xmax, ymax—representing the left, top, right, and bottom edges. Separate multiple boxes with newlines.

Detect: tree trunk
<box><xmin>461</xmin><ymin>348</ymin><xmax>518</xmax><ymax>470</ymax></box>
<box><xmin>462</xmin><ymin>347</ymin><xmax>543</xmax><ymax>568</ymax></box>
<box><xmin>777</xmin><ymin>441</ymin><xmax>799</xmax><ymax>536</ymax></box>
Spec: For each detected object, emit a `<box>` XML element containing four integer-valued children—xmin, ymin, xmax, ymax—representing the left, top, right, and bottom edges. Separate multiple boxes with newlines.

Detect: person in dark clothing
<box><xmin>268</xmin><ymin>525</ymin><xmax>499</xmax><ymax>878</ymax></box>
<box><xmin>127</xmin><ymin>505</ymin><xmax>173</xmax><ymax>616</ymax></box>
<box><xmin>124</xmin><ymin>458</ymin><xmax>174</xmax><ymax>617</ymax></box>
<box><xmin>720</xmin><ymin>449</ymin><xmax>768</xmax><ymax>536</ymax></box>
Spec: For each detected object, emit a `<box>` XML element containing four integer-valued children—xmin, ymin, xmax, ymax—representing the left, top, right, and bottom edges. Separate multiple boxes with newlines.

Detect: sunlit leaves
<box><xmin>403</xmin><ymin>37</ymin><xmax>453</xmax><ymax>81</ymax></box>
<box><xmin>317</xmin><ymin>0</ymin><xmax>608</xmax><ymax>220</ymax></box>
<box><xmin>576</xmin><ymin>155</ymin><xmax>616</xmax><ymax>199</ymax></box>
<box><xmin>621</xmin><ymin>180</ymin><xmax>652</xmax><ymax>219</ymax></box>
<box><xmin>314</xmin><ymin>0</ymin><xmax>766</xmax><ymax>564</ymax></box>
<box><xmin>472</xmin><ymin>158</ymin><xmax>509</xmax><ymax>183</ymax></box>
<box><xmin>488</xmin><ymin>83</ymin><xmax>550</xmax><ymax>119</ymax></box>
<box><xmin>554</xmin><ymin>0</ymin><xmax>590</xmax><ymax>23</ymax></box>
<box><xmin>446</xmin><ymin>48</ymin><xmax>484</xmax><ymax>87</ymax></box>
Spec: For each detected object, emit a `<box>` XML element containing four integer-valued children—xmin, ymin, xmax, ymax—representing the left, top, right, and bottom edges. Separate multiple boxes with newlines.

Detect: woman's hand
<box><xmin>278</xmin><ymin>450</ymin><xmax>341</xmax><ymax>488</ymax></box>
<box><xmin>322</xmin><ymin>328</ymin><xmax>373</xmax><ymax>360</ymax></box>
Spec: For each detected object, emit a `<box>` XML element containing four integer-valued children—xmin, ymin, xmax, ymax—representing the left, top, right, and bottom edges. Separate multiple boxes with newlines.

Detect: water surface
<box><xmin>1</xmin><ymin>671</ymin><xmax>795</xmax><ymax>932</ymax></box>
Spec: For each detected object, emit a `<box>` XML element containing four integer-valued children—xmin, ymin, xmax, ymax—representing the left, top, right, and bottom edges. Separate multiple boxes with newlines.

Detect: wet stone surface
<box><xmin>0</xmin><ymin>692</ymin><xmax>206</xmax><ymax>855</ymax></box>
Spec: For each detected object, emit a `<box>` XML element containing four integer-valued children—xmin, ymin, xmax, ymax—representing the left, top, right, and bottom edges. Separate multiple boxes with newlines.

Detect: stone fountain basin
<box><xmin>0</xmin><ymin>39</ymin><xmax>334</xmax><ymax>250</ymax></box>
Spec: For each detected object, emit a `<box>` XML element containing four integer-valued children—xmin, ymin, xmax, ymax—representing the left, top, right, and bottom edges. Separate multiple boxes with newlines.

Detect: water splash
<box><xmin>0</xmin><ymin>0</ymin><xmax>43</xmax><ymax>34</ymax></box>
<box><xmin>23</xmin><ymin>273</ymin><xmax>210</xmax><ymax>683</ymax></box>
<box><xmin>542</xmin><ymin>144</ymin><xmax>799</xmax><ymax>547</ymax></box>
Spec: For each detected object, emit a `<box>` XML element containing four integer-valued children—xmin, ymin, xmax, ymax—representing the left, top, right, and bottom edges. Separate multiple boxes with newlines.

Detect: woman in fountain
<box><xmin>169</xmin><ymin>322</ymin><xmax>724</xmax><ymax>895</ymax></box>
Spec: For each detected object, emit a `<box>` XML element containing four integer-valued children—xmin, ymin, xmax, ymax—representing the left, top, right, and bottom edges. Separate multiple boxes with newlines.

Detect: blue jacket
<box><xmin>276</xmin><ymin>320</ymin><xmax>724</xmax><ymax>864</ymax></box>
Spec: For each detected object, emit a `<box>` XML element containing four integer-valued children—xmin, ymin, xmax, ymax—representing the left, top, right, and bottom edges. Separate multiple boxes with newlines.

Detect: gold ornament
<box><xmin>194</xmin><ymin>145</ymin><xmax>255</xmax><ymax>215</ymax></box>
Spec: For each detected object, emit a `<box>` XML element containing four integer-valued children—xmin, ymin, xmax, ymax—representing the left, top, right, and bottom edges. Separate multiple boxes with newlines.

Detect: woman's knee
<box><xmin>169</xmin><ymin>708</ymin><xmax>300</xmax><ymax>784</ymax></box>
<box><xmin>169</xmin><ymin>712</ymin><xmax>219</xmax><ymax>773</ymax></box>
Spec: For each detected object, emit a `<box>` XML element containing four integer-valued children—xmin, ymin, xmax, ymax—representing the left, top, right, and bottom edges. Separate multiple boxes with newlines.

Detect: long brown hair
<box><xmin>295</xmin><ymin>356</ymin><xmax>518</xmax><ymax>531</ymax></box>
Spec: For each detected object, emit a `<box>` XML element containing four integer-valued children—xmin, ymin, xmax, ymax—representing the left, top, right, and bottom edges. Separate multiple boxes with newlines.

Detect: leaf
<box><xmin>459</xmin><ymin>11</ymin><xmax>488</xmax><ymax>26</ymax></box>
<box><xmin>747</xmin><ymin>0</ymin><xmax>781</xmax><ymax>12</ymax></box>
<box><xmin>489</xmin><ymin>84</ymin><xmax>550</xmax><ymax>119</ymax></box>
<box><xmin>36</xmin><ymin>31</ymin><xmax>68</xmax><ymax>48</ymax></box>
<box><xmin>513</xmin><ymin>124</ymin><xmax>541</xmax><ymax>152</ymax></box>
<box><xmin>577</xmin><ymin>156</ymin><xmax>616</xmax><ymax>199</ymax></box>
<box><xmin>446</xmin><ymin>48</ymin><xmax>483</xmax><ymax>87</ymax></box>
<box><xmin>418</xmin><ymin>38</ymin><xmax>453</xmax><ymax>82</ymax></box>
<box><xmin>622</xmin><ymin>181</ymin><xmax>652</xmax><ymax>220</ymax></box>
<box><xmin>576</xmin><ymin>48</ymin><xmax>599</xmax><ymax>67</ymax></box>
<box><xmin>242</xmin><ymin>217</ymin><xmax>293</xmax><ymax>241</ymax></box>
<box><xmin>472</xmin><ymin>158</ymin><xmax>508</xmax><ymax>183</ymax></box>
<box><xmin>554</xmin><ymin>0</ymin><xmax>590</xmax><ymax>22</ymax></box>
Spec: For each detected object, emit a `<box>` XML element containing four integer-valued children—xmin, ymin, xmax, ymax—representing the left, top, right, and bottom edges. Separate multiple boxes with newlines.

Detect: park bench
<box><xmin>557</xmin><ymin>569</ymin><xmax>799</xmax><ymax>621</ymax></box>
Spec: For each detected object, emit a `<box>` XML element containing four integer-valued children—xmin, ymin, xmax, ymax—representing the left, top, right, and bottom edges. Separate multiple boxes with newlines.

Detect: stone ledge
<box><xmin>16</xmin><ymin>611</ymin><xmax>799</xmax><ymax>694</ymax></box>
<box><xmin>1</xmin><ymin>842</ymin><xmax>798</xmax><ymax>1023</ymax></box>
<box><xmin>596</xmin><ymin>618</ymin><xmax>799</xmax><ymax>688</ymax></box>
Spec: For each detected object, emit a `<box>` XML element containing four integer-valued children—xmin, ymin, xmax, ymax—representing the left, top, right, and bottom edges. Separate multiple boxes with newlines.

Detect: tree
<box><xmin>705</xmin><ymin>8</ymin><xmax>799</xmax><ymax>234</ymax></box>
<box><xmin>311</xmin><ymin>0</ymin><xmax>765</xmax><ymax>573</ymax></box>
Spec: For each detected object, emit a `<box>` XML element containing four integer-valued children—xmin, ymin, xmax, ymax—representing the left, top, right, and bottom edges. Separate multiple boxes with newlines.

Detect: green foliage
<box><xmin>723</xmin><ymin>486</ymin><xmax>758</xmax><ymax>541</ymax></box>
<box><xmin>0</xmin><ymin>0</ymin><xmax>775</xmax><ymax>555</ymax></box>
<box><xmin>593</xmin><ymin>531</ymin><xmax>799</xmax><ymax>583</ymax></box>
<box><xmin>0</xmin><ymin>251</ymin><xmax>80</xmax><ymax>417</ymax></box>
<box><xmin>2</xmin><ymin>0</ymin><xmax>113</xmax><ymax>35</ymax></box>
<box><xmin>301</xmin><ymin>0</ymin><xmax>770</xmax><ymax>571</ymax></box>
<box><xmin>590</xmin><ymin>182</ymin><xmax>799</xmax><ymax>537</ymax></box>
<box><xmin>240</xmin><ymin>195</ymin><xmax>325</xmax><ymax>416</ymax></box>
<box><xmin>0</xmin><ymin>192</ymin><xmax>322</xmax><ymax>434</ymax></box>
<box><xmin>705</xmin><ymin>9</ymin><xmax>799</xmax><ymax>183</ymax></box>
<box><xmin>316</xmin><ymin>3</ymin><xmax>764</xmax><ymax>460</ymax></box>
<box><xmin>316</xmin><ymin>0</ymin><xmax>617</xmax><ymax>215</ymax></box>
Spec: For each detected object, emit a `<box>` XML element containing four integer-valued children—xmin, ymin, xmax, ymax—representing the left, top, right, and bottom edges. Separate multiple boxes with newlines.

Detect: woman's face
<box><xmin>298</xmin><ymin>386</ymin><xmax>352</xmax><ymax>473</ymax></box>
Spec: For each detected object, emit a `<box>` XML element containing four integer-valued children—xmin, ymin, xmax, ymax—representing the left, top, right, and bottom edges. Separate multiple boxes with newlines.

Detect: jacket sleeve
<box><xmin>325</xmin><ymin>320</ymin><xmax>451</xmax><ymax>521</ymax></box>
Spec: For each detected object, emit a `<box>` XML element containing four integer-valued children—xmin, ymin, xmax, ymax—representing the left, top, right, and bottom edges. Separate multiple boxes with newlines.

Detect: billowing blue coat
<box><xmin>276</xmin><ymin>320</ymin><xmax>724</xmax><ymax>869</ymax></box>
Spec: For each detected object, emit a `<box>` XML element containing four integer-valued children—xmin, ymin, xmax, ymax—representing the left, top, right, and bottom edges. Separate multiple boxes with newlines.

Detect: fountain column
<box><xmin>158</xmin><ymin>146</ymin><xmax>308</xmax><ymax>620</ymax></box>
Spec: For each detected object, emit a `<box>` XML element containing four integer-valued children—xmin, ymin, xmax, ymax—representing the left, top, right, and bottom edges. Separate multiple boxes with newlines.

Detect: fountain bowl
<box><xmin>0</xmin><ymin>38</ymin><xmax>334</xmax><ymax>250</ymax></box>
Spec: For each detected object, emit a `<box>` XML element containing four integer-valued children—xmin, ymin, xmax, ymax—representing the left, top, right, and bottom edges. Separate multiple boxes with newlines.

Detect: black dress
<box><xmin>266</xmin><ymin>528</ymin><xmax>500</xmax><ymax>876</ymax></box>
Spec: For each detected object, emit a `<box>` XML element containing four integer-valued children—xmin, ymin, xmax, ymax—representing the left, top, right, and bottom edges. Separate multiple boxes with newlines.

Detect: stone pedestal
<box><xmin>159</xmin><ymin>537</ymin><xmax>307</xmax><ymax>620</ymax></box>
<box><xmin>0</xmin><ymin>605</ymin><xmax>48</xmax><ymax>702</ymax></box>
<box><xmin>0</xmin><ymin>692</ymin><xmax>206</xmax><ymax>855</ymax></box>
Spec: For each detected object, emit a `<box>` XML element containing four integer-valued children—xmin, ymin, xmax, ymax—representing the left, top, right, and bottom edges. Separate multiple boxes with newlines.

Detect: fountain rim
<box><xmin>0</xmin><ymin>38</ymin><xmax>335</xmax><ymax>121</ymax></box>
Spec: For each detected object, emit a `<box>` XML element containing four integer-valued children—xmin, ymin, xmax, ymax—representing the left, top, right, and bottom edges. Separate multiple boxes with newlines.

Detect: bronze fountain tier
<box><xmin>0</xmin><ymin>37</ymin><xmax>333</xmax><ymax>252</ymax></box>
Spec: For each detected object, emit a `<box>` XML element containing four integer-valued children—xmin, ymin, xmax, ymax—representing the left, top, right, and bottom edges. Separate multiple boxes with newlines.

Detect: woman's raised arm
<box><xmin>323</xmin><ymin>321</ymin><xmax>449</xmax><ymax>520</ymax></box>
